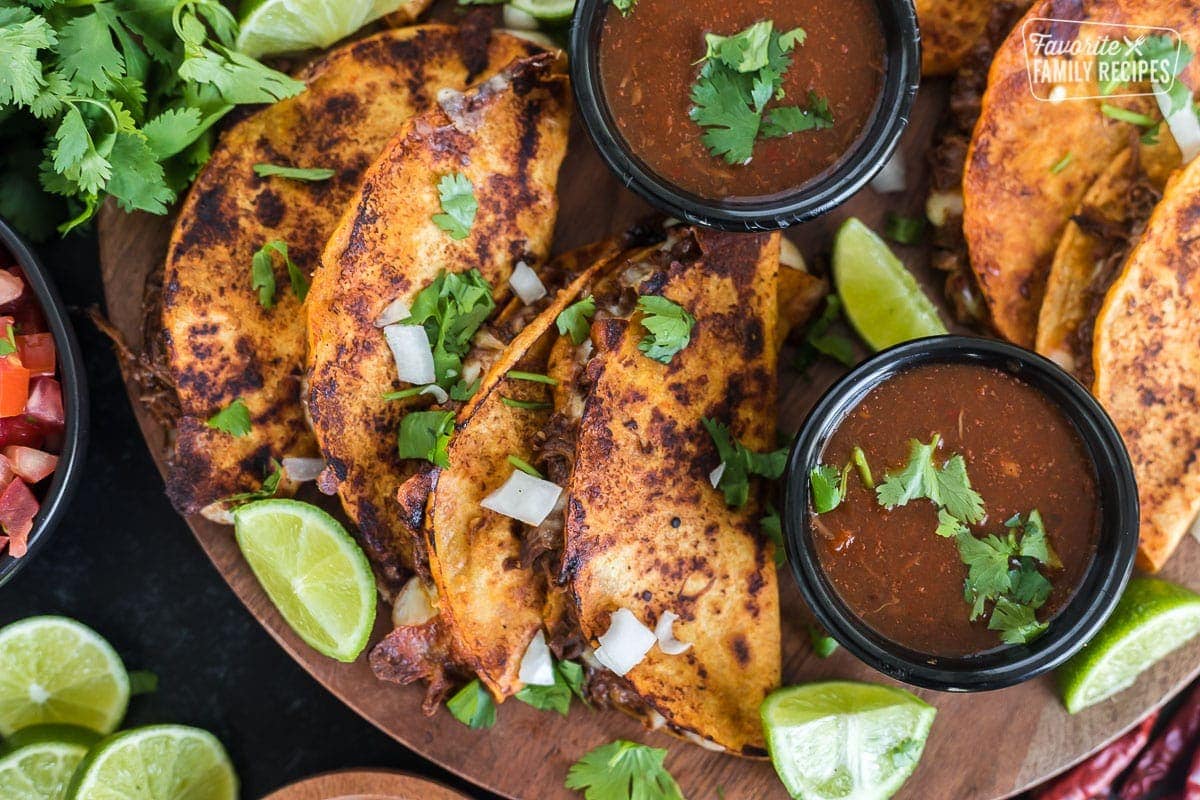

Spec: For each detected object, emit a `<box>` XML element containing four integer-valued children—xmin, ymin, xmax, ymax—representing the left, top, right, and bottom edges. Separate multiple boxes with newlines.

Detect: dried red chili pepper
<box><xmin>1121</xmin><ymin>684</ymin><xmax>1200</xmax><ymax>799</ymax></box>
<box><xmin>1033</xmin><ymin>712</ymin><xmax>1158</xmax><ymax>800</ymax></box>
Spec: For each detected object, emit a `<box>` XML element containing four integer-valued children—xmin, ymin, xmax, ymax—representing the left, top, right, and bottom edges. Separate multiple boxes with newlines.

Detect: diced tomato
<box><xmin>0</xmin><ymin>478</ymin><xmax>38</xmax><ymax>557</ymax></box>
<box><xmin>17</xmin><ymin>334</ymin><xmax>54</xmax><ymax>376</ymax></box>
<box><xmin>25</xmin><ymin>377</ymin><xmax>61</xmax><ymax>428</ymax></box>
<box><xmin>0</xmin><ymin>360</ymin><xmax>29</xmax><ymax>418</ymax></box>
<box><xmin>0</xmin><ymin>417</ymin><xmax>44</xmax><ymax>449</ymax></box>
<box><xmin>4</xmin><ymin>447</ymin><xmax>55</xmax><ymax>483</ymax></box>
<box><xmin>0</xmin><ymin>272</ymin><xmax>23</xmax><ymax>306</ymax></box>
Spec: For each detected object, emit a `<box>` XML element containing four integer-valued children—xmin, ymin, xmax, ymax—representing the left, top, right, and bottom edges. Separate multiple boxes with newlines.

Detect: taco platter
<box><xmin>93</xmin><ymin>0</ymin><xmax>1200</xmax><ymax>797</ymax></box>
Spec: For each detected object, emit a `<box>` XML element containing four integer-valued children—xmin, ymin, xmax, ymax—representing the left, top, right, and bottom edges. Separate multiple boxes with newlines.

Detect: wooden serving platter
<box><xmin>261</xmin><ymin>770</ymin><xmax>468</xmax><ymax>800</ymax></box>
<box><xmin>98</xmin><ymin>49</ymin><xmax>1200</xmax><ymax>800</ymax></box>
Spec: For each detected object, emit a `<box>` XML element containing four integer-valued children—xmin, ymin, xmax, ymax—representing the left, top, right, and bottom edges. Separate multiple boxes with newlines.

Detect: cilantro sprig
<box><xmin>206</xmin><ymin>398</ymin><xmax>251</xmax><ymax>437</ymax></box>
<box><xmin>703</xmin><ymin>417</ymin><xmax>787</xmax><ymax>507</ymax></box>
<box><xmin>875</xmin><ymin>435</ymin><xmax>985</xmax><ymax>524</ymax></box>
<box><xmin>397</xmin><ymin>409</ymin><xmax>455</xmax><ymax>468</ymax></box>
<box><xmin>565</xmin><ymin>740</ymin><xmax>684</xmax><ymax>800</ymax></box>
<box><xmin>556</xmin><ymin>295</ymin><xmax>597</xmax><ymax>345</ymax></box>
<box><xmin>250</xmin><ymin>239</ymin><xmax>307</xmax><ymax>309</ymax></box>
<box><xmin>515</xmin><ymin>658</ymin><xmax>586</xmax><ymax>716</ymax></box>
<box><xmin>432</xmin><ymin>172</ymin><xmax>477</xmax><ymax>240</ymax></box>
<box><xmin>446</xmin><ymin>679</ymin><xmax>495</xmax><ymax>729</ymax></box>
<box><xmin>0</xmin><ymin>0</ymin><xmax>304</xmax><ymax>239</ymax></box>
<box><xmin>689</xmin><ymin>20</ymin><xmax>833</xmax><ymax>165</ymax></box>
<box><xmin>636</xmin><ymin>295</ymin><xmax>695</xmax><ymax>364</ymax></box>
<box><xmin>794</xmin><ymin>295</ymin><xmax>857</xmax><ymax>376</ymax></box>
<box><xmin>253</xmin><ymin>163</ymin><xmax>335</xmax><ymax>181</ymax></box>
<box><xmin>402</xmin><ymin>270</ymin><xmax>496</xmax><ymax>393</ymax></box>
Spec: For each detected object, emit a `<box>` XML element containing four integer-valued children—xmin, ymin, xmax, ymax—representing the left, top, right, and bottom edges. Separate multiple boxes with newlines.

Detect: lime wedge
<box><xmin>509</xmin><ymin>0</ymin><xmax>575</xmax><ymax>22</ymax></box>
<box><xmin>1058</xmin><ymin>577</ymin><xmax>1200</xmax><ymax>714</ymax></box>
<box><xmin>0</xmin><ymin>617</ymin><xmax>129</xmax><ymax>736</ymax></box>
<box><xmin>235</xmin><ymin>0</ymin><xmax>409</xmax><ymax>58</ymax></box>
<box><xmin>761</xmin><ymin>681</ymin><xmax>936</xmax><ymax>800</ymax></box>
<box><xmin>234</xmin><ymin>499</ymin><xmax>377</xmax><ymax>662</ymax></box>
<box><xmin>67</xmin><ymin>725</ymin><xmax>237</xmax><ymax>800</ymax></box>
<box><xmin>832</xmin><ymin>218</ymin><xmax>947</xmax><ymax>351</ymax></box>
<box><xmin>0</xmin><ymin>726</ymin><xmax>99</xmax><ymax>800</ymax></box>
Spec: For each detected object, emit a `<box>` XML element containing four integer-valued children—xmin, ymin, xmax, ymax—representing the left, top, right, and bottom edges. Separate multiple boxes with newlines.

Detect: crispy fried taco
<box><xmin>161</xmin><ymin>24</ymin><xmax>549</xmax><ymax>521</ymax></box>
<box><xmin>961</xmin><ymin>0</ymin><xmax>1198</xmax><ymax>346</ymax></box>
<box><xmin>305</xmin><ymin>53</ymin><xmax>571</xmax><ymax>591</ymax></box>
<box><xmin>1093</xmin><ymin>155</ymin><xmax>1200</xmax><ymax>572</ymax></box>
<box><xmin>916</xmin><ymin>0</ymin><xmax>1030</xmax><ymax>75</ymax></box>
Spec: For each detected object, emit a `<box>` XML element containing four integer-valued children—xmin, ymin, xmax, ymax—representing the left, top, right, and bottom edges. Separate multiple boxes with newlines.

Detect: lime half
<box><xmin>762</xmin><ymin>681</ymin><xmax>936</xmax><ymax>800</ymax></box>
<box><xmin>510</xmin><ymin>0</ymin><xmax>575</xmax><ymax>22</ymax></box>
<box><xmin>234</xmin><ymin>499</ymin><xmax>377</xmax><ymax>662</ymax></box>
<box><xmin>832</xmin><ymin>218</ymin><xmax>947</xmax><ymax>351</ymax></box>
<box><xmin>1059</xmin><ymin>577</ymin><xmax>1200</xmax><ymax>714</ymax></box>
<box><xmin>0</xmin><ymin>726</ymin><xmax>99</xmax><ymax>800</ymax></box>
<box><xmin>236</xmin><ymin>0</ymin><xmax>411</xmax><ymax>58</ymax></box>
<box><xmin>68</xmin><ymin>725</ymin><xmax>237</xmax><ymax>800</ymax></box>
<box><xmin>0</xmin><ymin>617</ymin><xmax>129</xmax><ymax>736</ymax></box>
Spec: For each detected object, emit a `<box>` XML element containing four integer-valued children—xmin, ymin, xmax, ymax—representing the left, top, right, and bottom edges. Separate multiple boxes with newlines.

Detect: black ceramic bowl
<box><xmin>0</xmin><ymin>219</ymin><xmax>88</xmax><ymax>588</ymax></box>
<box><xmin>569</xmin><ymin>0</ymin><xmax>921</xmax><ymax>231</ymax></box>
<box><xmin>782</xmin><ymin>336</ymin><xmax>1138</xmax><ymax>692</ymax></box>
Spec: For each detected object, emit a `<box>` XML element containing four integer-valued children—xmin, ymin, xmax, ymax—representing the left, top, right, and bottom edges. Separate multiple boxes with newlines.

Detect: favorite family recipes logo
<box><xmin>1022</xmin><ymin>19</ymin><xmax>1186</xmax><ymax>101</ymax></box>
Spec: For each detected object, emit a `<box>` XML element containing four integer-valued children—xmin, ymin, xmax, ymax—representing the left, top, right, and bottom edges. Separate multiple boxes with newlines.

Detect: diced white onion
<box><xmin>480</xmin><ymin>470</ymin><xmax>563</xmax><ymax>526</ymax></box>
<box><xmin>518</xmin><ymin>630</ymin><xmax>556</xmax><ymax>686</ymax></box>
<box><xmin>646</xmin><ymin>710</ymin><xmax>668</xmax><ymax>730</ymax></box>
<box><xmin>709</xmin><ymin>462</ymin><xmax>726</xmax><ymax>488</ymax></box>
<box><xmin>392</xmin><ymin>577</ymin><xmax>438</xmax><ymax>628</ymax></box>
<box><xmin>654</xmin><ymin>611</ymin><xmax>692</xmax><ymax>655</ymax></box>
<box><xmin>870</xmin><ymin>149</ymin><xmax>906</xmax><ymax>193</ymax></box>
<box><xmin>282</xmin><ymin>457</ymin><xmax>324</xmax><ymax>483</ymax></box>
<box><xmin>420</xmin><ymin>384</ymin><xmax>449</xmax><ymax>404</ymax></box>
<box><xmin>780</xmin><ymin>237</ymin><xmax>806</xmax><ymax>271</ymax></box>
<box><xmin>502</xmin><ymin>5</ymin><xmax>539</xmax><ymax>31</ymax></box>
<box><xmin>384</xmin><ymin>324</ymin><xmax>436</xmax><ymax>386</ymax></box>
<box><xmin>461</xmin><ymin>360</ymin><xmax>482</xmax><ymax>387</ymax></box>
<box><xmin>374</xmin><ymin>297</ymin><xmax>411</xmax><ymax>328</ymax></box>
<box><xmin>593</xmin><ymin>608</ymin><xmax>657</xmax><ymax>677</ymax></box>
<box><xmin>510</xmin><ymin>261</ymin><xmax>547</xmax><ymax>305</ymax></box>
<box><xmin>1157</xmin><ymin>86</ymin><xmax>1200</xmax><ymax>164</ymax></box>
<box><xmin>926</xmin><ymin>190</ymin><xmax>964</xmax><ymax>227</ymax></box>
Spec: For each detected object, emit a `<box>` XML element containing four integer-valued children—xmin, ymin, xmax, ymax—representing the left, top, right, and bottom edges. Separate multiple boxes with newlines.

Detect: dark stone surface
<box><xmin>0</xmin><ymin>231</ymin><xmax>497</xmax><ymax>799</ymax></box>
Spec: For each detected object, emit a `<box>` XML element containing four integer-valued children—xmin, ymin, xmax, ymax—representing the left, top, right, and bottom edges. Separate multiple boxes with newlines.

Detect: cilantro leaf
<box><xmin>556</xmin><ymin>295</ymin><xmax>597</xmax><ymax>345</ymax></box>
<box><xmin>933</xmin><ymin>455</ymin><xmax>985</xmax><ymax>524</ymax></box>
<box><xmin>935</xmin><ymin>508</ymin><xmax>967</xmax><ymax>539</ymax></box>
<box><xmin>703</xmin><ymin>417</ymin><xmax>788</xmax><ymax>507</ymax></box>
<box><xmin>253</xmin><ymin>163</ymin><xmax>335</xmax><ymax>181</ymax></box>
<box><xmin>397</xmin><ymin>410</ymin><xmax>455</xmax><ymax>468</ymax></box>
<box><xmin>206</xmin><ymin>398</ymin><xmax>251</xmax><ymax>437</ymax></box>
<box><xmin>0</xmin><ymin>9</ymin><xmax>56</xmax><ymax>108</ymax></box>
<box><xmin>1015</xmin><ymin>509</ymin><xmax>1062</xmax><ymax>568</ymax></box>
<box><xmin>988</xmin><ymin>597</ymin><xmax>1048</xmax><ymax>645</ymax></box>
<box><xmin>250</xmin><ymin>240</ymin><xmax>305</xmax><ymax>308</ymax></box>
<box><xmin>808</xmin><ymin>624</ymin><xmax>839</xmax><ymax>657</ymax></box>
<box><xmin>447</xmin><ymin>679</ymin><xmax>496</xmax><ymax>729</ymax></box>
<box><xmin>565</xmin><ymin>740</ymin><xmax>684</xmax><ymax>800</ymax></box>
<box><xmin>689</xmin><ymin>62</ymin><xmax>762</xmax><ymax>165</ymax></box>
<box><xmin>217</xmin><ymin>459</ymin><xmax>283</xmax><ymax>508</ymax></box>
<box><xmin>515</xmin><ymin>658</ymin><xmax>577</xmax><ymax>717</ymax></box>
<box><xmin>0</xmin><ymin>325</ymin><xmax>17</xmax><ymax>358</ymax></box>
<box><xmin>636</xmin><ymin>295</ymin><xmax>695</xmax><ymax>364</ymax></box>
<box><xmin>1009</xmin><ymin>559</ymin><xmax>1052</xmax><ymax>608</ymax></box>
<box><xmin>704</xmin><ymin>21</ymin><xmax>774</xmax><ymax>73</ymax></box>
<box><xmin>760</xmin><ymin>94</ymin><xmax>834</xmax><ymax>138</ymax></box>
<box><xmin>611</xmin><ymin>0</ymin><xmax>637</xmax><ymax>15</ymax></box>
<box><xmin>557</xmin><ymin>659</ymin><xmax>587</xmax><ymax>703</ymax></box>
<box><xmin>885</xmin><ymin>214</ymin><xmax>926</xmax><ymax>245</ymax></box>
<box><xmin>760</xmin><ymin>505</ymin><xmax>786</xmax><ymax>565</ymax></box>
<box><xmin>955</xmin><ymin>530</ymin><xmax>1013</xmax><ymax>621</ymax></box>
<box><xmin>432</xmin><ymin>172</ymin><xmax>477</xmax><ymax>240</ymax></box>
<box><xmin>57</xmin><ymin>12</ymin><xmax>124</xmax><ymax>93</ymax></box>
<box><xmin>876</xmin><ymin>436</ymin><xmax>940</xmax><ymax>511</ymax></box>
<box><xmin>795</xmin><ymin>295</ymin><xmax>857</xmax><ymax>373</ymax></box>
<box><xmin>404</xmin><ymin>270</ymin><xmax>496</xmax><ymax>390</ymax></box>
<box><xmin>809</xmin><ymin>464</ymin><xmax>843</xmax><ymax>514</ymax></box>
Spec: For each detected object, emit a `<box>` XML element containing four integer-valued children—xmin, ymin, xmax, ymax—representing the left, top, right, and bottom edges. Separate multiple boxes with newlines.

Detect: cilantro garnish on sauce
<box><xmin>690</xmin><ymin>20</ymin><xmax>833</xmax><ymax>165</ymax></box>
<box><xmin>703</xmin><ymin>418</ymin><xmax>787</xmax><ymax>508</ymax></box>
<box><xmin>432</xmin><ymin>172</ymin><xmax>478</xmax><ymax>240</ymax></box>
<box><xmin>403</xmin><ymin>269</ymin><xmax>496</xmax><ymax>392</ymax></box>
<box><xmin>875</xmin><ymin>435</ymin><xmax>985</xmax><ymax>524</ymax></box>
<box><xmin>636</xmin><ymin>295</ymin><xmax>695</xmax><ymax>364</ymax></box>
<box><xmin>611</xmin><ymin>0</ymin><xmax>638</xmax><ymax>15</ymax></box>
<box><xmin>397</xmin><ymin>409</ymin><xmax>455</xmax><ymax>468</ymax></box>
<box><xmin>565</xmin><ymin>740</ymin><xmax>684</xmax><ymax>800</ymax></box>
<box><xmin>206</xmin><ymin>398</ymin><xmax>251</xmax><ymax>437</ymax></box>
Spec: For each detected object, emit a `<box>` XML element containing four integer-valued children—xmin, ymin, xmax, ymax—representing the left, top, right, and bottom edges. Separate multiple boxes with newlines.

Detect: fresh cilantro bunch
<box><xmin>689</xmin><ymin>20</ymin><xmax>833</xmax><ymax>165</ymax></box>
<box><xmin>0</xmin><ymin>0</ymin><xmax>304</xmax><ymax>240</ymax></box>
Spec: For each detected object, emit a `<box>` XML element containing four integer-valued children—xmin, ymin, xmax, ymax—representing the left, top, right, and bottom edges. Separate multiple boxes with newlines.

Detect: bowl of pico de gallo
<box><xmin>0</xmin><ymin>218</ymin><xmax>87</xmax><ymax>586</ymax></box>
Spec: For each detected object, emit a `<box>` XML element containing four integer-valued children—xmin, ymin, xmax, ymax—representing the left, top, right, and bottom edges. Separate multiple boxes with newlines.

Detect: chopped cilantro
<box><xmin>382</xmin><ymin>386</ymin><xmax>427</xmax><ymax>402</ymax></box>
<box><xmin>565</xmin><ymin>740</ymin><xmax>684</xmax><ymax>800</ymax></box>
<box><xmin>935</xmin><ymin>454</ymin><xmax>986</xmax><ymax>524</ymax></box>
<box><xmin>557</xmin><ymin>295</ymin><xmax>597</xmax><ymax>345</ymax></box>
<box><xmin>988</xmin><ymin>596</ymin><xmax>1048</xmax><ymax>645</ymax></box>
<box><xmin>432</xmin><ymin>172</ymin><xmax>477</xmax><ymax>240</ymax></box>
<box><xmin>450</xmin><ymin>377</ymin><xmax>481</xmax><ymax>401</ymax></box>
<box><xmin>703</xmin><ymin>417</ymin><xmax>788</xmax><ymax>507</ymax></box>
<box><xmin>447</xmin><ymin>679</ymin><xmax>496</xmax><ymax>729</ymax></box>
<box><xmin>1096</xmin><ymin>34</ymin><xmax>1191</xmax><ymax>98</ymax></box>
<box><xmin>1013</xmin><ymin>509</ymin><xmax>1062</xmax><ymax>568</ymax></box>
<box><xmin>1100</xmin><ymin>103</ymin><xmax>1158</xmax><ymax>128</ymax></box>
<box><xmin>875</xmin><ymin>435</ymin><xmax>984</xmax><ymax>524</ymax></box>
<box><xmin>250</xmin><ymin>240</ymin><xmax>306</xmax><ymax>308</ymax></box>
<box><xmin>0</xmin><ymin>325</ymin><xmax>16</xmax><ymax>358</ymax></box>
<box><xmin>1050</xmin><ymin>153</ymin><xmax>1072</xmax><ymax>175</ymax></box>
<box><xmin>397</xmin><ymin>410</ymin><xmax>455</xmax><ymax>468</ymax></box>
<box><xmin>217</xmin><ymin>460</ymin><xmax>283</xmax><ymax>508</ymax></box>
<box><xmin>508</xmin><ymin>371</ymin><xmax>558</xmax><ymax>386</ymax></box>
<box><xmin>809</xmin><ymin>464</ymin><xmax>847</xmax><ymax>514</ymax></box>
<box><xmin>851</xmin><ymin>446</ymin><xmax>873</xmax><ymax>489</ymax></box>
<box><xmin>761</xmin><ymin>505</ymin><xmax>786</xmax><ymax>565</ymax></box>
<box><xmin>636</xmin><ymin>295</ymin><xmax>695</xmax><ymax>364</ymax></box>
<box><xmin>501</xmin><ymin>397</ymin><xmax>552</xmax><ymax>410</ymax></box>
<box><xmin>955</xmin><ymin>529</ymin><xmax>1015</xmax><ymax>620</ymax></box>
<box><xmin>515</xmin><ymin>658</ymin><xmax>582</xmax><ymax>716</ymax></box>
<box><xmin>611</xmin><ymin>0</ymin><xmax>637</xmax><ymax>15</ymax></box>
<box><xmin>1009</xmin><ymin>559</ymin><xmax>1053</xmax><ymax>608</ymax></box>
<box><xmin>253</xmin><ymin>163</ymin><xmax>335</xmax><ymax>181</ymax></box>
<box><xmin>808</xmin><ymin>624</ymin><xmax>839</xmax><ymax>657</ymax></box>
<box><xmin>689</xmin><ymin>21</ymin><xmax>832</xmax><ymax>165</ymax></box>
<box><xmin>507</xmin><ymin>454</ymin><xmax>543</xmax><ymax>478</ymax></box>
<box><xmin>884</xmin><ymin>214</ymin><xmax>925</xmax><ymax>246</ymax></box>
<box><xmin>206</xmin><ymin>398</ymin><xmax>251</xmax><ymax>437</ymax></box>
<box><xmin>935</xmin><ymin>507</ymin><xmax>967</xmax><ymax>539</ymax></box>
<box><xmin>404</xmin><ymin>270</ymin><xmax>496</xmax><ymax>390</ymax></box>
<box><xmin>794</xmin><ymin>295</ymin><xmax>857</xmax><ymax>374</ymax></box>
